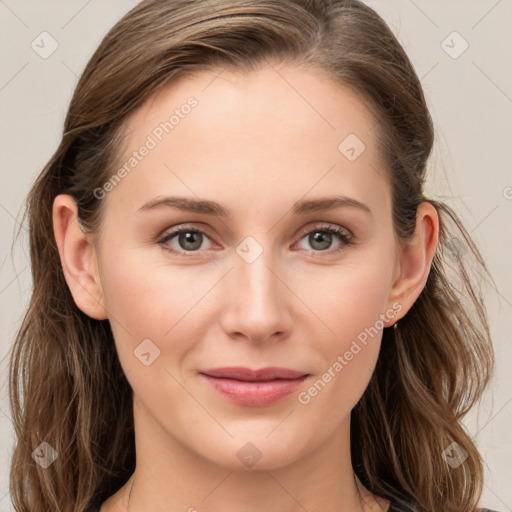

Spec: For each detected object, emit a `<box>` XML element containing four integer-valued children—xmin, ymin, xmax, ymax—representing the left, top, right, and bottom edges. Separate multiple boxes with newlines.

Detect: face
<box><xmin>79</xmin><ymin>63</ymin><xmax>406</xmax><ymax>470</ymax></box>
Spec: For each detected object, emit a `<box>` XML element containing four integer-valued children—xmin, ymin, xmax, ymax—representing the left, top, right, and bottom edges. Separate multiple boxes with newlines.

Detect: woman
<box><xmin>8</xmin><ymin>1</ymin><xmax>500</xmax><ymax>511</ymax></box>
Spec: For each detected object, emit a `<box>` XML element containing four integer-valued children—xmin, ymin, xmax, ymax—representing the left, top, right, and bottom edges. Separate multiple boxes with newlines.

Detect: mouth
<box><xmin>200</xmin><ymin>366</ymin><xmax>309</xmax><ymax>381</ymax></box>
<box><xmin>199</xmin><ymin>366</ymin><xmax>310</xmax><ymax>407</ymax></box>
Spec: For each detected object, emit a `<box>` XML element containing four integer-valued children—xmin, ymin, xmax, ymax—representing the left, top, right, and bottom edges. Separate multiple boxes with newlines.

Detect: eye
<box><xmin>156</xmin><ymin>223</ymin><xmax>354</xmax><ymax>257</ymax></box>
<box><xmin>294</xmin><ymin>224</ymin><xmax>354</xmax><ymax>255</ymax></box>
<box><xmin>157</xmin><ymin>226</ymin><xmax>214</xmax><ymax>255</ymax></box>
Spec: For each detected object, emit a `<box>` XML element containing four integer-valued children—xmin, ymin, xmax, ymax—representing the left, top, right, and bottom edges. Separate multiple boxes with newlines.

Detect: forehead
<box><xmin>105</xmin><ymin>63</ymin><xmax>390</xmax><ymax>221</ymax></box>
<box><xmin>126</xmin><ymin>63</ymin><xmax>379</xmax><ymax>148</ymax></box>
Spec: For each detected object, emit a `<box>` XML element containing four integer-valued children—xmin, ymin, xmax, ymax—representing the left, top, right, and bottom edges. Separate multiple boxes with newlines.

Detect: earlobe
<box><xmin>385</xmin><ymin>202</ymin><xmax>439</xmax><ymax>326</ymax></box>
<box><xmin>52</xmin><ymin>194</ymin><xmax>108</xmax><ymax>320</ymax></box>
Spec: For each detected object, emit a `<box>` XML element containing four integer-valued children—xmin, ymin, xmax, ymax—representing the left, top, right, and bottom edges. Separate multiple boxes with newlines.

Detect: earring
<box><xmin>393</xmin><ymin>321</ymin><xmax>399</xmax><ymax>330</ymax></box>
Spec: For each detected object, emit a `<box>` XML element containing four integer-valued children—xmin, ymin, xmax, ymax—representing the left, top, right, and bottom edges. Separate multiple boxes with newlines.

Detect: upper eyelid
<box><xmin>296</xmin><ymin>222</ymin><xmax>352</xmax><ymax>238</ymax></box>
<box><xmin>159</xmin><ymin>223</ymin><xmax>214</xmax><ymax>240</ymax></box>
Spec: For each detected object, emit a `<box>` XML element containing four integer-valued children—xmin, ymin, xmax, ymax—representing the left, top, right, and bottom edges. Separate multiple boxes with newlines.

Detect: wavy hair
<box><xmin>8</xmin><ymin>1</ymin><xmax>495</xmax><ymax>511</ymax></box>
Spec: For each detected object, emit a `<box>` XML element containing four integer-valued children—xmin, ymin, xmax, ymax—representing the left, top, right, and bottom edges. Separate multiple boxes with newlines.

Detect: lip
<box><xmin>199</xmin><ymin>366</ymin><xmax>310</xmax><ymax>407</ymax></box>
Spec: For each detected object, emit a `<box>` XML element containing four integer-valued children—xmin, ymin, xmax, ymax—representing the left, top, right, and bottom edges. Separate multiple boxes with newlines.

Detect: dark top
<box><xmin>88</xmin><ymin>499</ymin><xmax>502</xmax><ymax>512</ymax></box>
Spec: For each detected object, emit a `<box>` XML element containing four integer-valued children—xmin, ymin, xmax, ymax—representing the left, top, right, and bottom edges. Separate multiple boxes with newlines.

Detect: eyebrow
<box><xmin>137</xmin><ymin>194</ymin><xmax>372</xmax><ymax>217</ymax></box>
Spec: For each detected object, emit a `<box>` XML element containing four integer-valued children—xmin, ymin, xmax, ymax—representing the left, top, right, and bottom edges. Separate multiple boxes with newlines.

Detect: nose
<box><xmin>218</xmin><ymin>242</ymin><xmax>294</xmax><ymax>344</ymax></box>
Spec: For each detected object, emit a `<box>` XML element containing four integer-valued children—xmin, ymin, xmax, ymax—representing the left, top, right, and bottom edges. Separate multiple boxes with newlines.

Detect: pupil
<box><xmin>180</xmin><ymin>231</ymin><xmax>202</xmax><ymax>250</ymax></box>
<box><xmin>311</xmin><ymin>231</ymin><xmax>331</xmax><ymax>250</ymax></box>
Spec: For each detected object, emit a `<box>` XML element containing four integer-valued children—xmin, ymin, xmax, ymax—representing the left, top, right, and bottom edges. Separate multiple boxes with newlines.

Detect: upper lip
<box><xmin>199</xmin><ymin>366</ymin><xmax>309</xmax><ymax>382</ymax></box>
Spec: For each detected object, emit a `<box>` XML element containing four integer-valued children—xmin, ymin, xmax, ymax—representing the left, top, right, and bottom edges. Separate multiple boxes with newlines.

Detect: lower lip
<box><xmin>200</xmin><ymin>374</ymin><xmax>309</xmax><ymax>407</ymax></box>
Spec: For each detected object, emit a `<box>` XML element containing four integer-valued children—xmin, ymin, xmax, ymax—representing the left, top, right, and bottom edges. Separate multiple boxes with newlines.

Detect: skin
<box><xmin>52</xmin><ymin>62</ymin><xmax>439</xmax><ymax>512</ymax></box>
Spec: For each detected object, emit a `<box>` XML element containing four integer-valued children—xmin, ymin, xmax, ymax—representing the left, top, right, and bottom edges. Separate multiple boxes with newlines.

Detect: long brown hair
<box><xmin>8</xmin><ymin>1</ymin><xmax>495</xmax><ymax>511</ymax></box>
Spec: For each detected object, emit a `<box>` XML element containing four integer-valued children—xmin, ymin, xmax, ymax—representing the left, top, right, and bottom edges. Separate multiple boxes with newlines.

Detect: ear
<box><xmin>384</xmin><ymin>201</ymin><xmax>440</xmax><ymax>326</ymax></box>
<box><xmin>52</xmin><ymin>194</ymin><xmax>108</xmax><ymax>320</ymax></box>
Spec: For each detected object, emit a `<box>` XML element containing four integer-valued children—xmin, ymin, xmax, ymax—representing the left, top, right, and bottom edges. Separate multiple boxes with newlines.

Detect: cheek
<box><xmin>98</xmin><ymin>253</ymin><xmax>174</xmax><ymax>362</ymax></box>
<box><xmin>99</xmin><ymin>249</ymin><xmax>215</xmax><ymax>370</ymax></box>
<box><xmin>307</xmin><ymin>260</ymin><xmax>393</xmax><ymax>342</ymax></box>
<box><xmin>298</xmin><ymin>259</ymin><xmax>393</xmax><ymax>398</ymax></box>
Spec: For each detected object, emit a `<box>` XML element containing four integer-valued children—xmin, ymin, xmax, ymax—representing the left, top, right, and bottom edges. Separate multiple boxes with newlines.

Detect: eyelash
<box><xmin>156</xmin><ymin>223</ymin><xmax>354</xmax><ymax>258</ymax></box>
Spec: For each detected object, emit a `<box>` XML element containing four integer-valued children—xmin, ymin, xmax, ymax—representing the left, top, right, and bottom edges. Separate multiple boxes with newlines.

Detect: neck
<box><xmin>118</xmin><ymin>401</ymin><xmax>389</xmax><ymax>512</ymax></box>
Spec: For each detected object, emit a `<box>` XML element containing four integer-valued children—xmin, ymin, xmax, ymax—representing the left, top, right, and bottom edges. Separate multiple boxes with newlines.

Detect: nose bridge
<box><xmin>221</xmin><ymin>235</ymin><xmax>291</xmax><ymax>341</ymax></box>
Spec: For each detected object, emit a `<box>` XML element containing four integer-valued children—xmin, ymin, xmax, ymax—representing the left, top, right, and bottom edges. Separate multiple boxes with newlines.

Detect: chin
<box><xmin>196</xmin><ymin>434</ymin><xmax>309</xmax><ymax>472</ymax></box>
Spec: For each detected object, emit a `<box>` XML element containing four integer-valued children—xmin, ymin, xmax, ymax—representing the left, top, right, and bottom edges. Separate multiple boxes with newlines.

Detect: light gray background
<box><xmin>0</xmin><ymin>1</ymin><xmax>511</xmax><ymax>510</ymax></box>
